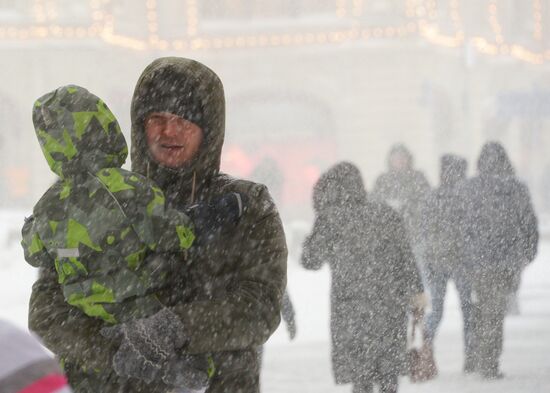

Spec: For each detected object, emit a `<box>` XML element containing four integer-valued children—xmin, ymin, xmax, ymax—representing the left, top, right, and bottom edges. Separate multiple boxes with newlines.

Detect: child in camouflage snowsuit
<box><xmin>21</xmin><ymin>85</ymin><xmax>216</xmax><ymax>388</ymax></box>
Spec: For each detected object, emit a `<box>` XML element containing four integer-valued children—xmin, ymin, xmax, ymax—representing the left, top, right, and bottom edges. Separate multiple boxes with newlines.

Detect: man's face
<box><xmin>389</xmin><ymin>154</ymin><xmax>409</xmax><ymax>172</ymax></box>
<box><xmin>145</xmin><ymin>112</ymin><xmax>204</xmax><ymax>168</ymax></box>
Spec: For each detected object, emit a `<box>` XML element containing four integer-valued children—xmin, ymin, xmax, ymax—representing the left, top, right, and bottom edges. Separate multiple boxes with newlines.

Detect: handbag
<box><xmin>407</xmin><ymin>321</ymin><xmax>438</xmax><ymax>382</ymax></box>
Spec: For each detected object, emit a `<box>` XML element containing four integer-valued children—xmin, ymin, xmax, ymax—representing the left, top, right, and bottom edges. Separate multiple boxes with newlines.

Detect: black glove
<box><xmin>101</xmin><ymin>308</ymin><xmax>187</xmax><ymax>383</ymax></box>
<box><xmin>162</xmin><ymin>354</ymin><xmax>211</xmax><ymax>390</ymax></box>
<box><xmin>187</xmin><ymin>192</ymin><xmax>247</xmax><ymax>244</ymax></box>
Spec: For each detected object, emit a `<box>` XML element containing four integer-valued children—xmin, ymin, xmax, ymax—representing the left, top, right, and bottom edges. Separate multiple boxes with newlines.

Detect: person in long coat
<box><xmin>462</xmin><ymin>142</ymin><xmax>538</xmax><ymax>379</ymax></box>
<box><xmin>28</xmin><ymin>57</ymin><xmax>288</xmax><ymax>393</ymax></box>
<box><xmin>301</xmin><ymin>162</ymin><xmax>425</xmax><ymax>393</ymax></box>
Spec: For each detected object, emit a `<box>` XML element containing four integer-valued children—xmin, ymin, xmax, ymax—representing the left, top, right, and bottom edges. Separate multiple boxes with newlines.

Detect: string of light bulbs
<box><xmin>0</xmin><ymin>0</ymin><xmax>548</xmax><ymax>65</ymax></box>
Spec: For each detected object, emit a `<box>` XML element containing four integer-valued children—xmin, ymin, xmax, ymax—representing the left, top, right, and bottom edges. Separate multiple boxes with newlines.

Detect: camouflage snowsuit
<box><xmin>22</xmin><ymin>85</ymin><xmax>196</xmax><ymax>325</ymax></box>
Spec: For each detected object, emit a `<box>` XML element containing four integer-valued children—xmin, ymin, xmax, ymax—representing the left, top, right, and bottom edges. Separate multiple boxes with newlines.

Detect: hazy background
<box><xmin>1</xmin><ymin>0</ymin><xmax>550</xmax><ymax>221</ymax></box>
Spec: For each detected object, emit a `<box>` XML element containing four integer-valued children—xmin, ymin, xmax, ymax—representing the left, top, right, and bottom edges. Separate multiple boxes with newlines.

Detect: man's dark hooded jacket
<box><xmin>461</xmin><ymin>142</ymin><xmax>538</xmax><ymax>275</ymax></box>
<box><xmin>28</xmin><ymin>58</ymin><xmax>287</xmax><ymax>393</ymax></box>
<box><xmin>301</xmin><ymin>162</ymin><xmax>423</xmax><ymax>385</ymax></box>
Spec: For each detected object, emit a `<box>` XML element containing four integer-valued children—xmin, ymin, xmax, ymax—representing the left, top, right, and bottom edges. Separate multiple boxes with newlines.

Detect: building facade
<box><xmin>1</xmin><ymin>0</ymin><xmax>550</xmax><ymax>217</ymax></box>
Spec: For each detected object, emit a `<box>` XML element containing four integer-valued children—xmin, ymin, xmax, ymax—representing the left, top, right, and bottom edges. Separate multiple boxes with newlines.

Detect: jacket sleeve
<box><xmin>28</xmin><ymin>264</ymin><xmax>119</xmax><ymax>371</ymax></box>
<box><xmin>300</xmin><ymin>214</ymin><xmax>334</xmax><ymax>271</ymax></box>
<box><xmin>172</xmin><ymin>185</ymin><xmax>287</xmax><ymax>353</ymax></box>
<box><xmin>281</xmin><ymin>291</ymin><xmax>296</xmax><ymax>327</ymax></box>
<box><xmin>517</xmin><ymin>184</ymin><xmax>539</xmax><ymax>263</ymax></box>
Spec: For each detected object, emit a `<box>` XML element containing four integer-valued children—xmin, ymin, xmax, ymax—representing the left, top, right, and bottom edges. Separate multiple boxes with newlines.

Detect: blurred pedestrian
<box><xmin>420</xmin><ymin>155</ymin><xmax>473</xmax><ymax>372</ymax></box>
<box><xmin>462</xmin><ymin>142</ymin><xmax>538</xmax><ymax>379</ymax></box>
<box><xmin>301</xmin><ymin>162</ymin><xmax>425</xmax><ymax>393</ymax></box>
<box><xmin>373</xmin><ymin>144</ymin><xmax>431</xmax><ymax>276</ymax></box>
<box><xmin>0</xmin><ymin>319</ymin><xmax>72</xmax><ymax>392</ymax></box>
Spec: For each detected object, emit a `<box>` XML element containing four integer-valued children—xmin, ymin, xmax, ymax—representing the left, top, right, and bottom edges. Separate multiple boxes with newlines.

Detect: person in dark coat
<box><xmin>462</xmin><ymin>142</ymin><xmax>538</xmax><ymax>379</ymax></box>
<box><xmin>301</xmin><ymin>162</ymin><xmax>425</xmax><ymax>393</ymax></box>
<box><xmin>28</xmin><ymin>57</ymin><xmax>288</xmax><ymax>393</ymax></box>
<box><xmin>372</xmin><ymin>144</ymin><xmax>431</xmax><ymax>243</ymax></box>
<box><xmin>420</xmin><ymin>154</ymin><xmax>474</xmax><ymax>372</ymax></box>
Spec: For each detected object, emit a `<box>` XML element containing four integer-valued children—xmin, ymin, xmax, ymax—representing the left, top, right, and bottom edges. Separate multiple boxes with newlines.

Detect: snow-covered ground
<box><xmin>1</xmin><ymin>212</ymin><xmax>549</xmax><ymax>392</ymax></box>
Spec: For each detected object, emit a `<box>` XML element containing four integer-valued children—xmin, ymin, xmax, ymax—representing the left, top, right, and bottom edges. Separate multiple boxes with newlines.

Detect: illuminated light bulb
<box><xmin>52</xmin><ymin>27</ymin><xmax>62</xmax><ymax>37</ymax></box>
<box><xmin>245</xmin><ymin>36</ymin><xmax>257</xmax><ymax>47</ymax></box>
<box><xmin>74</xmin><ymin>28</ymin><xmax>85</xmax><ymax>38</ymax></box>
<box><xmin>361</xmin><ymin>30</ymin><xmax>370</xmax><ymax>40</ymax></box>
<box><xmin>373</xmin><ymin>28</ymin><xmax>383</xmax><ymax>38</ymax></box>
<box><xmin>316</xmin><ymin>33</ymin><xmax>327</xmax><ymax>44</ymax></box>
<box><xmin>223</xmin><ymin>38</ymin><xmax>235</xmax><ymax>48</ymax></box>
<box><xmin>270</xmin><ymin>35</ymin><xmax>281</xmax><ymax>46</ymax></box>
<box><xmin>38</xmin><ymin>27</ymin><xmax>49</xmax><ymax>38</ymax></box>
<box><xmin>305</xmin><ymin>33</ymin><xmax>315</xmax><ymax>44</ymax></box>
<box><xmin>348</xmin><ymin>29</ymin><xmax>359</xmax><ymax>39</ymax></box>
<box><xmin>293</xmin><ymin>34</ymin><xmax>304</xmax><ymax>44</ymax></box>
<box><xmin>157</xmin><ymin>40</ymin><xmax>169</xmax><ymax>50</ymax></box>
<box><xmin>236</xmin><ymin>37</ymin><xmax>246</xmax><ymax>47</ymax></box>
<box><xmin>336</xmin><ymin>0</ymin><xmax>346</xmax><ymax>18</ymax></box>
<box><xmin>172</xmin><ymin>40</ymin><xmax>185</xmax><ymax>50</ymax></box>
<box><xmin>244</xmin><ymin>36</ymin><xmax>256</xmax><ymax>46</ymax></box>
<box><xmin>385</xmin><ymin>27</ymin><xmax>395</xmax><ymax>37</ymax></box>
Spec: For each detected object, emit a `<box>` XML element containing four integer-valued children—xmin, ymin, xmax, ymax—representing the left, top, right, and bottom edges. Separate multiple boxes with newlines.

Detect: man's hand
<box><xmin>162</xmin><ymin>354</ymin><xmax>211</xmax><ymax>390</ymax></box>
<box><xmin>101</xmin><ymin>308</ymin><xmax>187</xmax><ymax>383</ymax></box>
<box><xmin>107</xmin><ymin>333</ymin><xmax>161</xmax><ymax>383</ymax></box>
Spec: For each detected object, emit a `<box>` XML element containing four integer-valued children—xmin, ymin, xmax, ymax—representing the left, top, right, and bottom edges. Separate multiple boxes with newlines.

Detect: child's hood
<box><xmin>32</xmin><ymin>85</ymin><xmax>128</xmax><ymax>178</ymax></box>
